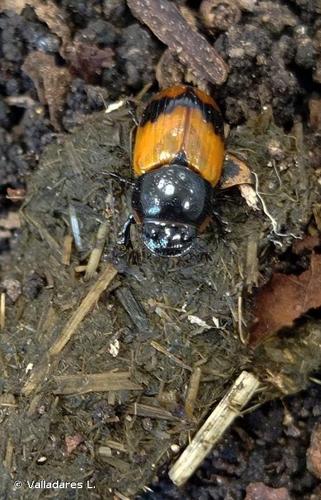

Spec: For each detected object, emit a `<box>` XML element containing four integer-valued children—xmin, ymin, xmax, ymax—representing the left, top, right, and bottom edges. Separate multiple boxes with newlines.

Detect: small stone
<box><xmin>200</xmin><ymin>0</ymin><xmax>241</xmax><ymax>32</ymax></box>
<box><xmin>65</xmin><ymin>434</ymin><xmax>84</xmax><ymax>455</ymax></box>
<box><xmin>257</xmin><ymin>2</ymin><xmax>298</xmax><ymax>34</ymax></box>
<box><xmin>245</xmin><ymin>482</ymin><xmax>291</xmax><ymax>500</ymax></box>
<box><xmin>307</xmin><ymin>422</ymin><xmax>321</xmax><ymax>479</ymax></box>
<box><xmin>1</xmin><ymin>279</ymin><xmax>21</xmax><ymax>303</ymax></box>
<box><xmin>236</xmin><ymin>0</ymin><xmax>257</xmax><ymax>11</ymax></box>
<box><xmin>142</xmin><ymin>417</ymin><xmax>153</xmax><ymax>432</ymax></box>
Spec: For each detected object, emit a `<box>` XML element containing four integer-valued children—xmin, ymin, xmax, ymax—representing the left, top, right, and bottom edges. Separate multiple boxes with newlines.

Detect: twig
<box><xmin>169</xmin><ymin>370</ymin><xmax>260</xmax><ymax>486</ymax></box>
<box><xmin>245</xmin><ymin>237</ymin><xmax>259</xmax><ymax>291</ymax></box>
<box><xmin>116</xmin><ymin>287</ymin><xmax>152</xmax><ymax>337</ymax></box>
<box><xmin>62</xmin><ymin>234</ymin><xmax>73</xmax><ymax>266</ymax></box>
<box><xmin>0</xmin><ymin>292</ymin><xmax>5</xmax><ymax>330</ymax></box>
<box><xmin>185</xmin><ymin>367</ymin><xmax>202</xmax><ymax>419</ymax></box>
<box><xmin>238</xmin><ymin>294</ymin><xmax>248</xmax><ymax>345</ymax></box>
<box><xmin>53</xmin><ymin>371</ymin><xmax>142</xmax><ymax>395</ymax></box>
<box><xmin>128</xmin><ymin>403</ymin><xmax>179</xmax><ymax>421</ymax></box>
<box><xmin>84</xmin><ymin>221</ymin><xmax>108</xmax><ymax>280</ymax></box>
<box><xmin>150</xmin><ymin>340</ymin><xmax>192</xmax><ymax>372</ymax></box>
<box><xmin>69</xmin><ymin>204</ymin><xmax>83</xmax><ymax>251</ymax></box>
<box><xmin>22</xmin><ymin>212</ymin><xmax>62</xmax><ymax>257</ymax></box>
<box><xmin>22</xmin><ymin>263</ymin><xmax>118</xmax><ymax>396</ymax></box>
<box><xmin>3</xmin><ymin>437</ymin><xmax>14</xmax><ymax>472</ymax></box>
<box><xmin>127</xmin><ymin>0</ymin><xmax>228</xmax><ymax>85</ymax></box>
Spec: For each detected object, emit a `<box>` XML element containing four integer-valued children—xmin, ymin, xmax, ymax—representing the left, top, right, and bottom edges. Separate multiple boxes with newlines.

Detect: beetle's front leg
<box><xmin>102</xmin><ymin>171</ymin><xmax>135</xmax><ymax>187</ymax></box>
<box><xmin>212</xmin><ymin>206</ymin><xmax>231</xmax><ymax>236</ymax></box>
<box><xmin>118</xmin><ymin>214</ymin><xmax>136</xmax><ymax>247</ymax></box>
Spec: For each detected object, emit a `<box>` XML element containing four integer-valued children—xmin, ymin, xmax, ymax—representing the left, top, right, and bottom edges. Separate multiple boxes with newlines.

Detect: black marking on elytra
<box><xmin>140</xmin><ymin>87</ymin><xmax>224</xmax><ymax>138</ymax></box>
<box><xmin>220</xmin><ymin>157</ymin><xmax>240</xmax><ymax>184</ymax></box>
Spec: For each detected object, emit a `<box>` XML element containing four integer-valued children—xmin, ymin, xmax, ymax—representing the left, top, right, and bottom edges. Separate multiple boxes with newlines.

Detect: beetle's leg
<box><xmin>219</xmin><ymin>152</ymin><xmax>253</xmax><ymax>190</ymax></box>
<box><xmin>202</xmin><ymin>190</ymin><xmax>230</xmax><ymax>236</ymax></box>
<box><xmin>118</xmin><ymin>214</ymin><xmax>136</xmax><ymax>247</ymax></box>
<box><xmin>212</xmin><ymin>207</ymin><xmax>231</xmax><ymax>235</ymax></box>
<box><xmin>102</xmin><ymin>171</ymin><xmax>135</xmax><ymax>187</ymax></box>
<box><xmin>125</xmin><ymin>99</ymin><xmax>139</xmax><ymax>126</ymax></box>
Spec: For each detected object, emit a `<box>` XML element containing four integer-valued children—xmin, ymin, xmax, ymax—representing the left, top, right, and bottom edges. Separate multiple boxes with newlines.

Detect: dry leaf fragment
<box><xmin>250</xmin><ymin>254</ymin><xmax>321</xmax><ymax>345</ymax></box>
<box><xmin>64</xmin><ymin>41</ymin><xmax>114</xmax><ymax>81</ymax></box>
<box><xmin>32</xmin><ymin>0</ymin><xmax>71</xmax><ymax>48</ymax></box>
<box><xmin>0</xmin><ymin>1</ymin><xmax>71</xmax><ymax>45</ymax></box>
<box><xmin>22</xmin><ymin>51</ymin><xmax>72</xmax><ymax>130</ymax></box>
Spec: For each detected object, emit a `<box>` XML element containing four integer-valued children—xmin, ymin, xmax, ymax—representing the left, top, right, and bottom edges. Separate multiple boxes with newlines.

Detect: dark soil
<box><xmin>1</xmin><ymin>0</ymin><xmax>321</xmax><ymax>499</ymax></box>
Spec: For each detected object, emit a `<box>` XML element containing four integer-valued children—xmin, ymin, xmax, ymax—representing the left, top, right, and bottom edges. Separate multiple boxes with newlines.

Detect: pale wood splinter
<box><xmin>169</xmin><ymin>370</ymin><xmax>260</xmax><ymax>487</ymax></box>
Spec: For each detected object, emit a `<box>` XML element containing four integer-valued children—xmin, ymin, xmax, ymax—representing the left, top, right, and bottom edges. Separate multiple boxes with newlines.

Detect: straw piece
<box><xmin>22</xmin><ymin>263</ymin><xmax>117</xmax><ymax>396</ymax></box>
<box><xmin>62</xmin><ymin>234</ymin><xmax>73</xmax><ymax>265</ymax></box>
<box><xmin>0</xmin><ymin>292</ymin><xmax>5</xmax><ymax>330</ymax></box>
<box><xmin>84</xmin><ymin>221</ymin><xmax>108</xmax><ymax>280</ymax></box>
<box><xmin>184</xmin><ymin>367</ymin><xmax>202</xmax><ymax>419</ymax></box>
<box><xmin>169</xmin><ymin>370</ymin><xmax>260</xmax><ymax>486</ymax></box>
<box><xmin>53</xmin><ymin>371</ymin><xmax>142</xmax><ymax>395</ymax></box>
<box><xmin>150</xmin><ymin>340</ymin><xmax>192</xmax><ymax>372</ymax></box>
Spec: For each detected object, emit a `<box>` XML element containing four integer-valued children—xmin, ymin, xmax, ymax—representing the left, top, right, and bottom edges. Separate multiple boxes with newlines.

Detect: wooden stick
<box><xmin>150</xmin><ymin>340</ymin><xmax>192</xmax><ymax>372</ymax></box>
<box><xmin>184</xmin><ymin>367</ymin><xmax>202</xmax><ymax>419</ymax></box>
<box><xmin>53</xmin><ymin>371</ymin><xmax>142</xmax><ymax>395</ymax></box>
<box><xmin>49</xmin><ymin>263</ymin><xmax>117</xmax><ymax>356</ymax></box>
<box><xmin>127</xmin><ymin>403</ymin><xmax>179</xmax><ymax>421</ymax></box>
<box><xmin>0</xmin><ymin>292</ymin><xmax>5</xmax><ymax>330</ymax></box>
<box><xmin>3</xmin><ymin>437</ymin><xmax>14</xmax><ymax>472</ymax></box>
<box><xmin>127</xmin><ymin>0</ymin><xmax>228</xmax><ymax>85</ymax></box>
<box><xmin>22</xmin><ymin>212</ymin><xmax>62</xmax><ymax>257</ymax></box>
<box><xmin>22</xmin><ymin>263</ymin><xmax>117</xmax><ymax>396</ymax></box>
<box><xmin>84</xmin><ymin>221</ymin><xmax>108</xmax><ymax>280</ymax></box>
<box><xmin>62</xmin><ymin>234</ymin><xmax>73</xmax><ymax>265</ymax></box>
<box><xmin>116</xmin><ymin>286</ymin><xmax>151</xmax><ymax>336</ymax></box>
<box><xmin>169</xmin><ymin>370</ymin><xmax>260</xmax><ymax>486</ymax></box>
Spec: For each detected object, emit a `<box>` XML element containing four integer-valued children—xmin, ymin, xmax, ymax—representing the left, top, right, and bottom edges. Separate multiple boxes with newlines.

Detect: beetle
<box><xmin>119</xmin><ymin>85</ymin><xmax>252</xmax><ymax>257</ymax></box>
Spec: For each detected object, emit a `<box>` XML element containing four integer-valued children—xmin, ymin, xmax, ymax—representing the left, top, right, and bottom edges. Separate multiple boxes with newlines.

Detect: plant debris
<box><xmin>53</xmin><ymin>371</ymin><xmax>143</xmax><ymax>395</ymax></box>
<box><xmin>250</xmin><ymin>254</ymin><xmax>321</xmax><ymax>346</ymax></box>
<box><xmin>22</xmin><ymin>263</ymin><xmax>118</xmax><ymax>396</ymax></box>
<box><xmin>245</xmin><ymin>482</ymin><xmax>291</xmax><ymax>500</ymax></box>
<box><xmin>169</xmin><ymin>371</ymin><xmax>260</xmax><ymax>487</ymax></box>
<box><xmin>30</xmin><ymin>0</ymin><xmax>71</xmax><ymax>47</ymax></box>
<box><xmin>307</xmin><ymin>422</ymin><xmax>321</xmax><ymax>480</ymax></box>
<box><xmin>127</xmin><ymin>0</ymin><xmax>228</xmax><ymax>85</ymax></box>
<box><xmin>64</xmin><ymin>40</ymin><xmax>114</xmax><ymax>82</ymax></box>
<box><xmin>22</xmin><ymin>51</ymin><xmax>72</xmax><ymax>130</ymax></box>
<box><xmin>65</xmin><ymin>434</ymin><xmax>84</xmax><ymax>455</ymax></box>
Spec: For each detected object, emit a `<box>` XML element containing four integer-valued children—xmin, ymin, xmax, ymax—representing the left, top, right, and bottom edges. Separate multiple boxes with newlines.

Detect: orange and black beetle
<box><xmin>119</xmin><ymin>85</ymin><xmax>250</xmax><ymax>256</ymax></box>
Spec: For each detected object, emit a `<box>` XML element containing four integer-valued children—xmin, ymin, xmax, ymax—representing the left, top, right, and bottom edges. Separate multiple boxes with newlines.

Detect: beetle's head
<box><xmin>141</xmin><ymin>221</ymin><xmax>197</xmax><ymax>257</ymax></box>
